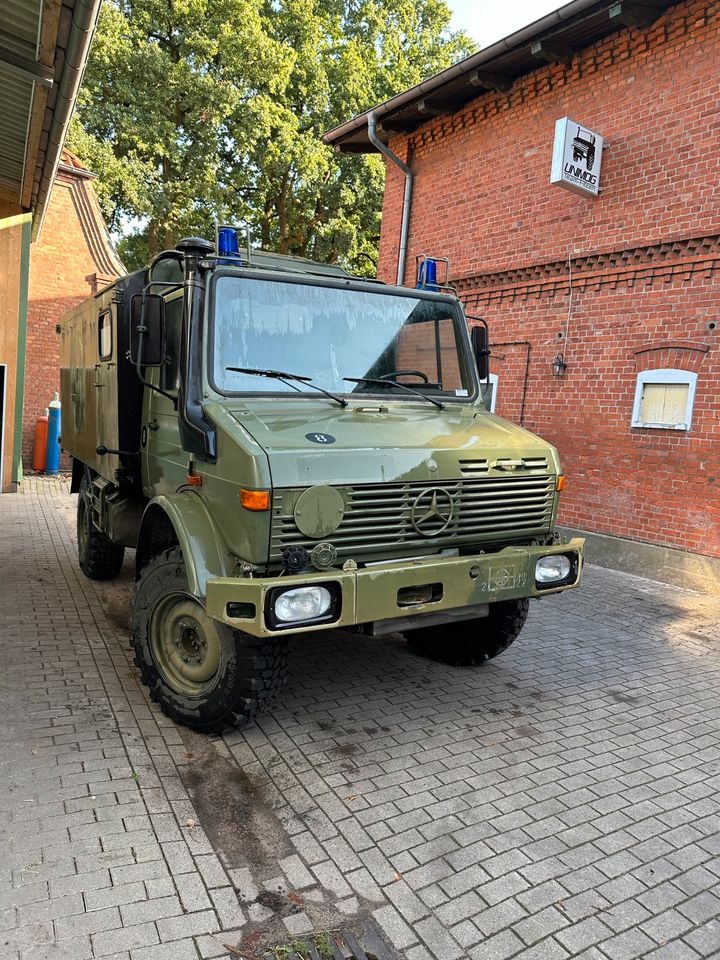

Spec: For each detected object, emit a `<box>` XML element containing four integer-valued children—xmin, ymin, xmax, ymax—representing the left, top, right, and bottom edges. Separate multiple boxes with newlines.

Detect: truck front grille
<box><xmin>458</xmin><ymin>456</ymin><xmax>548</xmax><ymax>477</ymax></box>
<box><xmin>271</xmin><ymin>475</ymin><xmax>555</xmax><ymax>561</ymax></box>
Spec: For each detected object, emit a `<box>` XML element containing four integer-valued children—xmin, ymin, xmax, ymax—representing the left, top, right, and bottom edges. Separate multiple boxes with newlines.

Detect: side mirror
<box><xmin>131</xmin><ymin>294</ymin><xmax>166</xmax><ymax>366</ymax></box>
<box><xmin>471</xmin><ymin>324</ymin><xmax>490</xmax><ymax>381</ymax></box>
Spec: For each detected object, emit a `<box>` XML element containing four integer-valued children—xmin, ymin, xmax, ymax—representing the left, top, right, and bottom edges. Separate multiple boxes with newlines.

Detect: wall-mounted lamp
<box><xmin>552</xmin><ymin>353</ymin><xmax>567</xmax><ymax>377</ymax></box>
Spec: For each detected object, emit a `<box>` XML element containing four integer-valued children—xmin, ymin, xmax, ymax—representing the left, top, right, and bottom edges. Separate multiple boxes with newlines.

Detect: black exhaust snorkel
<box><xmin>176</xmin><ymin>236</ymin><xmax>218</xmax><ymax>462</ymax></box>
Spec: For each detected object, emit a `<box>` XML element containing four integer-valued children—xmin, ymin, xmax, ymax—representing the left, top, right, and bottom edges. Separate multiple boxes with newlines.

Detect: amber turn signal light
<box><xmin>556</xmin><ymin>475</ymin><xmax>566</xmax><ymax>491</ymax></box>
<box><xmin>240</xmin><ymin>488</ymin><xmax>270</xmax><ymax>511</ymax></box>
<box><xmin>185</xmin><ymin>473</ymin><xmax>203</xmax><ymax>487</ymax></box>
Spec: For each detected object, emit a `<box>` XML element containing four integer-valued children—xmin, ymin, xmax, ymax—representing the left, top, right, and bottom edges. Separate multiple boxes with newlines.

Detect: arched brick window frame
<box><xmin>631</xmin><ymin>341</ymin><xmax>709</xmax><ymax>432</ymax></box>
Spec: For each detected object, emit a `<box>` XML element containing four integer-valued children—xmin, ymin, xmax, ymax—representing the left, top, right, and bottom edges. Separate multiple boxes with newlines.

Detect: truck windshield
<box><xmin>210</xmin><ymin>275</ymin><xmax>474</xmax><ymax>400</ymax></box>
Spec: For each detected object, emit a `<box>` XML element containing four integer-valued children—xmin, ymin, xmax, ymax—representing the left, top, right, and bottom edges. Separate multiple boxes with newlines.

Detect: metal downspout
<box><xmin>367</xmin><ymin>111</ymin><xmax>413</xmax><ymax>286</ymax></box>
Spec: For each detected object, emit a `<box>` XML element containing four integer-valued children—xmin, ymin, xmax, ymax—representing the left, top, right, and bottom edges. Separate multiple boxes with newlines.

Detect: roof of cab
<box><xmin>145</xmin><ymin>243</ymin><xmax>381</xmax><ymax>285</ymax></box>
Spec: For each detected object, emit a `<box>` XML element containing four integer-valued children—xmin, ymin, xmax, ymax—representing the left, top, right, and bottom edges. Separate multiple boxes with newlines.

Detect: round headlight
<box><xmin>274</xmin><ymin>586</ymin><xmax>332</xmax><ymax>623</ymax></box>
<box><xmin>535</xmin><ymin>555</ymin><xmax>572</xmax><ymax>583</ymax></box>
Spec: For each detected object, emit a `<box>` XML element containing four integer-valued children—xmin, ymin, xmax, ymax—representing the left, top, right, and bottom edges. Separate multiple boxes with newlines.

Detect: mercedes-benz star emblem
<box><xmin>411</xmin><ymin>488</ymin><xmax>455</xmax><ymax>536</ymax></box>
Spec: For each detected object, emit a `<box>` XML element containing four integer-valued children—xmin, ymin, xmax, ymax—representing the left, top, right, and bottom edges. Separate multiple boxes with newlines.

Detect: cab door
<box><xmin>141</xmin><ymin>296</ymin><xmax>186</xmax><ymax>495</ymax></box>
<box><xmin>69</xmin><ymin>304</ymin><xmax>99</xmax><ymax>467</ymax></box>
<box><xmin>94</xmin><ymin>308</ymin><xmax>118</xmax><ymax>458</ymax></box>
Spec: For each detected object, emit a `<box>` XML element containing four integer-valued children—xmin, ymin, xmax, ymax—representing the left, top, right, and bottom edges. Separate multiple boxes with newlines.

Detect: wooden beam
<box><xmin>378</xmin><ymin>119</ymin><xmax>418</xmax><ymax>135</ymax></box>
<box><xmin>417</xmin><ymin>99</ymin><xmax>451</xmax><ymax>117</ymax></box>
<box><xmin>20</xmin><ymin>86</ymin><xmax>50</xmax><ymax>209</ymax></box>
<box><xmin>334</xmin><ymin>142</ymin><xmax>376</xmax><ymax>155</ymax></box>
<box><xmin>530</xmin><ymin>40</ymin><xmax>575</xmax><ymax>64</ymax></box>
<box><xmin>468</xmin><ymin>70</ymin><xmax>513</xmax><ymax>92</ymax></box>
<box><xmin>38</xmin><ymin>0</ymin><xmax>64</xmax><ymax>68</ymax></box>
<box><xmin>21</xmin><ymin>0</ymin><xmax>62</xmax><ymax>209</ymax></box>
<box><xmin>417</xmin><ymin>98</ymin><xmax>463</xmax><ymax>117</ymax></box>
<box><xmin>608</xmin><ymin>0</ymin><xmax>667</xmax><ymax>28</ymax></box>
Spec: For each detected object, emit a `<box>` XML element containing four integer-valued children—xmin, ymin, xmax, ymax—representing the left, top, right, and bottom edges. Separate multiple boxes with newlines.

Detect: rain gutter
<box><xmin>33</xmin><ymin>0</ymin><xmax>102</xmax><ymax>241</ymax></box>
<box><xmin>367</xmin><ymin>111</ymin><xmax>413</xmax><ymax>286</ymax></box>
<box><xmin>324</xmin><ymin>0</ymin><xmax>615</xmax><ymax>147</ymax></box>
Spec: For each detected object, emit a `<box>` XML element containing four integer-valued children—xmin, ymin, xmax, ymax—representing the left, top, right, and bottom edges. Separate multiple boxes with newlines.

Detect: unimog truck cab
<box><xmin>60</xmin><ymin>233</ymin><xmax>584</xmax><ymax>731</ymax></box>
<box><xmin>572</xmin><ymin>126</ymin><xmax>597</xmax><ymax>171</ymax></box>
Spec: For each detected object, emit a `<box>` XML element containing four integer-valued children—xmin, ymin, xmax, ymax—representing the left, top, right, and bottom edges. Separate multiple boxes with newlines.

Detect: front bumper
<box><xmin>205</xmin><ymin>538</ymin><xmax>584</xmax><ymax>638</ymax></box>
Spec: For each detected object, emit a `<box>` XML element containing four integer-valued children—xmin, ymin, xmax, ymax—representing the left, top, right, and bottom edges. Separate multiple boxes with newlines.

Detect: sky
<box><xmin>448</xmin><ymin>0</ymin><xmax>563</xmax><ymax>46</ymax></box>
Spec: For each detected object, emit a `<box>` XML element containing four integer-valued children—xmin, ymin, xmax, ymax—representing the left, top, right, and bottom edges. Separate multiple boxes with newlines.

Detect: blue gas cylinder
<box><xmin>46</xmin><ymin>392</ymin><xmax>62</xmax><ymax>475</ymax></box>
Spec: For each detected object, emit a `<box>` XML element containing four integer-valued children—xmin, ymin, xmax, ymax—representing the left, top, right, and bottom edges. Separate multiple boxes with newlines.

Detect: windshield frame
<box><xmin>205</xmin><ymin>267</ymin><xmax>479</xmax><ymax>404</ymax></box>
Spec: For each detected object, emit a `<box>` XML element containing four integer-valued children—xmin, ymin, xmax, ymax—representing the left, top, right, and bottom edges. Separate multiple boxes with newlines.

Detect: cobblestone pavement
<box><xmin>2</xmin><ymin>478</ymin><xmax>720</xmax><ymax>960</ymax></box>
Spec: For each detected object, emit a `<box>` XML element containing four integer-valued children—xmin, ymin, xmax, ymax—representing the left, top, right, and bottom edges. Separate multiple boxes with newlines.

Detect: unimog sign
<box><xmin>550</xmin><ymin>116</ymin><xmax>605</xmax><ymax>197</ymax></box>
<box><xmin>59</xmin><ymin>231</ymin><xmax>584</xmax><ymax>732</ymax></box>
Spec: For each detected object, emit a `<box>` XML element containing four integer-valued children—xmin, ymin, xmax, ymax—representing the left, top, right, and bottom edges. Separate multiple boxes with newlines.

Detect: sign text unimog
<box><xmin>550</xmin><ymin>117</ymin><xmax>604</xmax><ymax>197</ymax></box>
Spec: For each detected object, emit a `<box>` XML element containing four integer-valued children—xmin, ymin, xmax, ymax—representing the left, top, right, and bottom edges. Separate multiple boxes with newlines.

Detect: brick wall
<box><xmin>377</xmin><ymin>0</ymin><xmax>720</xmax><ymax>559</ymax></box>
<box><xmin>23</xmin><ymin>160</ymin><xmax>122</xmax><ymax>468</ymax></box>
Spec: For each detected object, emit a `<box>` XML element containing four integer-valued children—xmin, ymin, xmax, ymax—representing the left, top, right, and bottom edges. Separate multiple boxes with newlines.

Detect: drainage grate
<box><xmin>264</xmin><ymin>921</ymin><xmax>400</xmax><ymax>960</ymax></box>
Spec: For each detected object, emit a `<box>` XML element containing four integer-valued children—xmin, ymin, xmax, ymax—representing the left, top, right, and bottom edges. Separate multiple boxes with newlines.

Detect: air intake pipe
<box><xmin>367</xmin><ymin>111</ymin><xmax>413</xmax><ymax>286</ymax></box>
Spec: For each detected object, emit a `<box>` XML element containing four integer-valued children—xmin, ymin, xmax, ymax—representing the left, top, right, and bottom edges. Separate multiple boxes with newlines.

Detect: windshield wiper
<box><xmin>343</xmin><ymin>376</ymin><xmax>445</xmax><ymax>409</ymax></box>
<box><xmin>226</xmin><ymin>366</ymin><xmax>348</xmax><ymax>408</ymax></box>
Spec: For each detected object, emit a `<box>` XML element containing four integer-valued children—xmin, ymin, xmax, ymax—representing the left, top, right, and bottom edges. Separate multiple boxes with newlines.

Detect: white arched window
<box><xmin>631</xmin><ymin>368</ymin><xmax>698</xmax><ymax>431</ymax></box>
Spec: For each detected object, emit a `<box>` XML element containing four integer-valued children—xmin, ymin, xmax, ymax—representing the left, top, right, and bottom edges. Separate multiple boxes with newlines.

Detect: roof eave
<box><xmin>324</xmin><ymin>0</ymin><xmax>677</xmax><ymax>152</ymax></box>
<box><xmin>31</xmin><ymin>0</ymin><xmax>102</xmax><ymax>240</ymax></box>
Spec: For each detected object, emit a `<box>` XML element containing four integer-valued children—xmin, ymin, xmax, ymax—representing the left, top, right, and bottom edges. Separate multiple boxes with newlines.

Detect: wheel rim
<box><xmin>148</xmin><ymin>593</ymin><xmax>221</xmax><ymax>697</ymax></box>
<box><xmin>77</xmin><ymin>493</ymin><xmax>89</xmax><ymax>559</ymax></box>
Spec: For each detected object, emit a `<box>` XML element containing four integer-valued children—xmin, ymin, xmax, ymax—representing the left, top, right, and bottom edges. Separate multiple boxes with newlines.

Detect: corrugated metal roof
<box><xmin>0</xmin><ymin>0</ymin><xmax>42</xmax><ymax>196</ymax></box>
<box><xmin>0</xmin><ymin>0</ymin><xmax>41</xmax><ymax>58</ymax></box>
<box><xmin>0</xmin><ymin>73</ymin><xmax>33</xmax><ymax>190</ymax></box>
<box><xmin>1</xmin><ymin>0</ymin><xmax>101</xmax><ymax>239</ymax></box>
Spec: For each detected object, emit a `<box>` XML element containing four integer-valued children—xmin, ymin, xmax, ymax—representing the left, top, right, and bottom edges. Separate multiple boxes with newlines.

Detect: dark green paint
<box><xmin>60</xmin><ymin>248</ymin><xmax>585</xmax><ymax>641</ymax></box>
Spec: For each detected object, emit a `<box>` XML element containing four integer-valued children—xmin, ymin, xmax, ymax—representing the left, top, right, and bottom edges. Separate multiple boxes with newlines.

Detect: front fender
<box><xmin>136</xmin><ymin>492</ymin><xmax>231</xmax><ymax>597</ymax></box>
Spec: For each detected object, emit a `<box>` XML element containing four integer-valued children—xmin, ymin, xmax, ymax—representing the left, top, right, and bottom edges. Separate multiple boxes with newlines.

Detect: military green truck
<box><xmin>59</xmin><ymin>233</ymin><xmax>584</xmax><ymax>731</ymax></box>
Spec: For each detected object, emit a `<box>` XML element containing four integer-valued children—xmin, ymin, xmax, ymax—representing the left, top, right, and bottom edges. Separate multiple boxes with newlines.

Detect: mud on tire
<box><xmin>131</xmin><ymin>548</ymin><xmax>287</xmax><ymax>731</ymax></box>
<box><xmin>77</xmin><ymin>474</ymin><xmax>125</xmax><ymax>580</ymax></box>
<box><xmin>405</xmin><ymin>597</ymin><xmax>529</xmax><ymax>666</ymax></box>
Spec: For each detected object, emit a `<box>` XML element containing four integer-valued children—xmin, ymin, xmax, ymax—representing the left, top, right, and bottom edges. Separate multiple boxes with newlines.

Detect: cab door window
<box><xmin>161</xmin><ymin>298</ymin><xmax>182</xmax><ymax>392</ymax></box>
<box><xmin>98</xmin><ymin>311</ymin><xmax>112</xmax><ymax>359</ymax></box>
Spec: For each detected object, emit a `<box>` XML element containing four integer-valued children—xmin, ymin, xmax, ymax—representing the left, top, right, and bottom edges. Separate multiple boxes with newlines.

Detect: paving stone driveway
<box><xmin>2</xmin><ymin>478</ymin><xmax>720</xmax><ymax>960</ymax></box>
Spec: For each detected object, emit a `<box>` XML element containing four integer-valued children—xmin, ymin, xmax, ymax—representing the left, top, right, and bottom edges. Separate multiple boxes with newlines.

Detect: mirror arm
<box><xmin>133</xmin><ymin>362</ymin><xmax>178</xmax><ymax>408</ymax></box>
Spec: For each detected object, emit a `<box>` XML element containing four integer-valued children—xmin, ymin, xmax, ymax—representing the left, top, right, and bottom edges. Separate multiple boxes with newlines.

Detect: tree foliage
<box><xmin>70</xmin><ymin>0</ymin><xmax>474</xmax><ymax>271</ymax></box>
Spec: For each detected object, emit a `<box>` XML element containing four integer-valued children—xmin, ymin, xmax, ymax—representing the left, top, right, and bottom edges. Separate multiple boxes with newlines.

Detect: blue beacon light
<box><xmin>218</xmin><ymin>227</ymin><xmax>240</xmax><ymax>256</ymax></box>
<box><xmin>417</xmin><ymin>257</ymin><xmax>439</xmax><ymax>291</ymax></box>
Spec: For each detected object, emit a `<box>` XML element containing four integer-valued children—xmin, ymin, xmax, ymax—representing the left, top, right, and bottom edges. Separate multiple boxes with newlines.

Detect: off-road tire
<box><xmin>77</xmin><ymin>474</ymin><xmax>125</xmax><ymax>580</ymax></box>
<box><xmin>131</xmin><ymin>548</ymin><xmax>288</xmax><ymax>731</ymax></box>
<box><xmin>405</xmin><ymin>598</ymin><xmax>529</xmax><ymax>666</ymax></box>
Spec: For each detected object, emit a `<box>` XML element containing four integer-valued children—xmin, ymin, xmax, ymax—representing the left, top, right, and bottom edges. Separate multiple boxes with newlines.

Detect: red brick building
<box><xmin>23</xmin><ymin>150</ymin><xmax>124</xmax><ymax>468</ymax></box>
<box><xmin>326</xmin><ymin>0</ymin><xmax>719</xmax><ymax>581</ymax></box>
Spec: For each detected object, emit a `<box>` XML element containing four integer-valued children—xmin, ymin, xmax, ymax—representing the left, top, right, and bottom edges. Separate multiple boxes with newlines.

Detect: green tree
<box><xmin>70</xmin><ymin>0</ymin><xmax>474</xmax><ymax>272</ymax></box>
